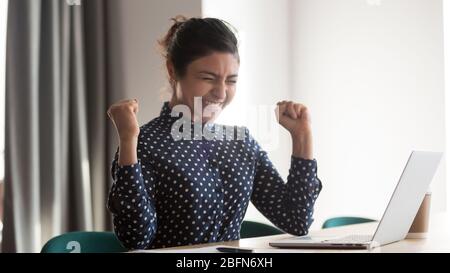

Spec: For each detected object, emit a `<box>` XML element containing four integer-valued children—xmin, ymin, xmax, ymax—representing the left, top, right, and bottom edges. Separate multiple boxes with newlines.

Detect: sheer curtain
<box><xmin>0</xmin><ymin>0</ymin><xmax>9</xmax><ymax>248</ymax></box>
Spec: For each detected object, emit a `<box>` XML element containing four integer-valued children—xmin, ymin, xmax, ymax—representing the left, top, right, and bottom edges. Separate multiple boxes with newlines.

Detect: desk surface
<box><xmin>158</xmin><ymin>213</ymin><xmax>450</xmax><ymax>253</ymax></box>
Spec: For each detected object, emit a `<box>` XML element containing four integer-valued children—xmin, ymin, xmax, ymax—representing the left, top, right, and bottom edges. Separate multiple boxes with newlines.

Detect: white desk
<box><xmin>154</xmin><ymin>213</ymin><xmax>450</xmax><ymax>253</ymax></box>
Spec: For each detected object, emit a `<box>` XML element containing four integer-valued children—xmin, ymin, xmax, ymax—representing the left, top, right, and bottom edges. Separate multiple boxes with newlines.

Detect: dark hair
<box><xmin>159</xmin><ymin>16</ymin><xmax>239</xmax><ymax>80</ymax></box>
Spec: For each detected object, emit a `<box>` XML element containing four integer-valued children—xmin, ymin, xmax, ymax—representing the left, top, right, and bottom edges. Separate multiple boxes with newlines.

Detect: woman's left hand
<box><xmin>275</xmin><ymin>101</ymin><xmax>314</xmax><ymax>159</ymax></box>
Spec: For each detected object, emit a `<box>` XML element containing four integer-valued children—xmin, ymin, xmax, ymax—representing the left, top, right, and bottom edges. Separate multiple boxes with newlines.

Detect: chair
<box><xmin>42</xmin><ymin>222</ymin><xmax>284</xmax><ymax>252</ymax></box>
<box><xmin>322</xmin><ymin>217</ymin><xmax>376</xmax><ymax>229</ymax></box>
<box><xmin>240</xmin><ymin>220</ymin><xmax>284</xmax><ymax>239</ymax></box>
<box><xmin>41</xmin><ymin>231</ymin><xmax>127</xmax><ymax>253</ymax></box>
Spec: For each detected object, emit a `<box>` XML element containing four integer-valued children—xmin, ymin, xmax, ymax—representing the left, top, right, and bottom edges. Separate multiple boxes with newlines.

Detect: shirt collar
<box><xmin>159</xmin><ymin>101</ymin><xmax>174</xmax><ymax>118</ymax></box>
<box><xmin>159</xmin><ymin>101</ymin><xmax>218</xmax><ymax>133</ymax></box>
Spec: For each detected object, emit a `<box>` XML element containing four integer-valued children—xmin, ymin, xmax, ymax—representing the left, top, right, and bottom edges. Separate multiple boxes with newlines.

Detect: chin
<box><xmin>201</xmin><ymin>112</ymin><xmax>220</xmax><ymax>123</ymax></box>
<box><xmin>202</xmin><ymin>104</ymin><xmax>223</xmax><ymax>123</ymax></box>
<box><xmin>202</xmin><ymin>117</ymin><xmax>214</xmax><ymax>124</ymax></box>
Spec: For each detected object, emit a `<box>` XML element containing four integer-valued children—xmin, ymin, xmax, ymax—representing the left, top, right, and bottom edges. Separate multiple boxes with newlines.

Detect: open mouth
<box><xmin>203</xmin><ymin>100</ymin><xmax>224</xmax><ymax>109</ymax></box>
<box><xmin>202</xmin><ymin>100</ymin><xmax>225</xmax><ymax>120</ymax></box>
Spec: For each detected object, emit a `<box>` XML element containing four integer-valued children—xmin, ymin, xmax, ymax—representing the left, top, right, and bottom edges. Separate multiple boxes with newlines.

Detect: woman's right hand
<box><xmin>107</xmin><ymin>99</ymin><xmax>140</xmax><ymax>142</ymax></box>
<box><xmin>108</xmin><ymin>99</ymin><xmax>140</xmax><ymax>166</ymax></box>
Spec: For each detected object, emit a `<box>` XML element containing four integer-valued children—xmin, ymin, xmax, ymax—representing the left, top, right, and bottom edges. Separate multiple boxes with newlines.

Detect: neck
<box><xmin>168</xmin><ymin>96</ymin><xmax>178</xmax><ymax>110</ymax></box>
<box><xmin>168</xmin><ymin>97</ymin><xmax>212</xmax><ymax>125</ymax></box>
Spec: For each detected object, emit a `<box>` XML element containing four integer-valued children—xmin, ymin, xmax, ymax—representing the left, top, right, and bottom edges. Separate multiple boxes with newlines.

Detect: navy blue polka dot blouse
<box><xmin>107</xmin><ymin>102</ymin><xmax>322</xmax><ymax>250</ymax></box>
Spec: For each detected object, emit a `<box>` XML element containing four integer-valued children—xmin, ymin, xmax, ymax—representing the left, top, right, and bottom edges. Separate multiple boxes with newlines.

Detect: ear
<box><xmin>166</xmin><ymin>60</ymin><xmax>176</xmax><ymax>82</ymax></box>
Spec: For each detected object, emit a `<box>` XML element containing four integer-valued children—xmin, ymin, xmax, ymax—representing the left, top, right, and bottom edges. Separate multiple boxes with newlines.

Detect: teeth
<box><xmin>205</xmin><ymin>101</ymin><xmax>222</xmax><ymax>106</ymax></box>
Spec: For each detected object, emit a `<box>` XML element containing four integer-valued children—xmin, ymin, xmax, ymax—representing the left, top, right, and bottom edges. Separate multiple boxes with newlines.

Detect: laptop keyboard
<box><xmin>322</xmin><ymin>235</ymin><xmax>373</xmax><ymax>244</ymax></box>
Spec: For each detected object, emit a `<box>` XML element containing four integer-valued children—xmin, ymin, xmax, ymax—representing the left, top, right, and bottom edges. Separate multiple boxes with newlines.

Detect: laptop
<box><xmin>269</xmin><ymin>151</ymin><xmax>442</xmax><ymax>250</ymax></box>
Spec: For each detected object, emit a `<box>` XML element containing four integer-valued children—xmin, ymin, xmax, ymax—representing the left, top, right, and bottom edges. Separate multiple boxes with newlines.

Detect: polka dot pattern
<box><xmin>107</xmin><ymin>102</ymin><xmax>322</xmax><ymax>250</ymax></box>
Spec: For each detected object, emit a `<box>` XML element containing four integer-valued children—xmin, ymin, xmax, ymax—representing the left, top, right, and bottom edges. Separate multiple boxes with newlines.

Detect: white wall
<box><xmin>107</xmin><ymin>0</ymin><xmax>202</xmax><ymax>125</ymax></box>
<box><xmin>205</xmin><ymin>0</ymin><xmax>446</xmax><ymax>229</ymax></box>
<box><xmin>444</xmin><ymin>0</ymin><xmax>450</xmax><ymax>223</ymax></box>
<box><xmin>292</xmin><ymin>0</ymin><xmax>445</xmax><ymax>228</ymax></box>
<box><xmin>202</xmin><ymin>0</ymin><xmax>294</xmax><ymax>226</ymax></box>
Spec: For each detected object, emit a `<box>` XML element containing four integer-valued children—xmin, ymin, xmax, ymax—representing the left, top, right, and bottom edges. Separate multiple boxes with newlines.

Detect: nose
<box><xmin>212</xmin><ymin>81</ymin><xmax>227</xmax><ymax>101</ymax></box>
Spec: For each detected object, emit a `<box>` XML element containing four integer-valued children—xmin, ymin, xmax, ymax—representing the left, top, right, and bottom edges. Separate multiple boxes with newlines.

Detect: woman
<box><xmin>107</xmin><ymin>16</ymin><xmax>322</xmax><ymax>250</ymax></box>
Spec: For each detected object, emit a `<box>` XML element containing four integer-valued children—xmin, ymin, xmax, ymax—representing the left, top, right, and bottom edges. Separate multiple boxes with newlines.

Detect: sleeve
<box><xmin>107</xmin><ymin>148</ymin><xmax>158</xmax><ymax>250</ymax></box>
<box><xmin>249</xmin><ymin>129</ymin><xmax>322</xmax><ymax>236</ymax></box>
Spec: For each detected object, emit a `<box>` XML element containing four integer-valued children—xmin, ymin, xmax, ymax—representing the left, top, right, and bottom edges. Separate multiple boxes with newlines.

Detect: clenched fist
<box><xmin>107</xmin><ymin>99</ymin><xmax>140</xmax><ymax>142</ymax></box>
<box><xmin>275</xmin><ymin>100</ymin><xmax>313</xmax><ymax>160</ymax></box>
<box><xmin>107</xmin><ymin>99</ymin><xmax>141</xmax><ymax>166</ymax></box>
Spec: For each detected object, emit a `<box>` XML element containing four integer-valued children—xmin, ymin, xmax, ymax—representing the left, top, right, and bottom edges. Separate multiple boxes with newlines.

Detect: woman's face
<box><xmin>169</xmin><ymin>52</ymin><xmax>240</xmax><ymax>123</ymax></box>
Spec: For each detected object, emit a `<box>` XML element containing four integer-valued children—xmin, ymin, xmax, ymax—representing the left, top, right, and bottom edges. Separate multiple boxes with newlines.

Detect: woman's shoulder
<box><xmin>139</xmin><ymin>115</ymin><xmax>172</xmax><ymax>132</ymax></box>
<box><xmin>136</xmin><ymin>116</ymin><xmax>171</xmax><ymax>144</ymax></box>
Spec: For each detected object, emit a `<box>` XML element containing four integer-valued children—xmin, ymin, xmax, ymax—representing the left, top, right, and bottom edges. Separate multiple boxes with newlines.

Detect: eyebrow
<box><xmin>198</xmin><ymin>71</ymin><xmax>239</xmax><ymax>78</ymax></box>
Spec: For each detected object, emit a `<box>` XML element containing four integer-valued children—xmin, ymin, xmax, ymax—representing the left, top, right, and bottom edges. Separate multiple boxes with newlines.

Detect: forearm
<box><xmin>284</xmin><ymin>157</ymin><xmax>322</xmax><ymax>234</ymax></box>
<box><xmin>118</xmin><ymin>138</ymin><xmax>138</xmax><ymax>166</ymax></box>
<box><xmin>111</xmin><ymin>192</ymin><xmax>157</xmax><ymax>250</ymax></box>
<box><xmin>291</xmin><ymin>132</ymin><xmax>313</xmax><ymax>160</ymax></box>
<box><xmin>251</xmin><ymin>154</ymin><xmax>322</xmax><ymax>236</ymax></box>
<box><xmin>108</xmin><ymin>162</ymin><xmax>156</xmax><ymax>250</ymax></box>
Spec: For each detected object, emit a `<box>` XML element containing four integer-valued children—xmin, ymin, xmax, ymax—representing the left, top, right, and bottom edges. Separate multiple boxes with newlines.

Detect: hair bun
<box><xmin>158</xmin><ymin>15</ymin><xmax>188</xmax><ymax>57</ymax></box>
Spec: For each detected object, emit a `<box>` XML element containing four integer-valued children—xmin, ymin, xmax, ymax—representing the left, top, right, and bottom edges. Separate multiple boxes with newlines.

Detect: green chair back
<box><xmin>240</xmin><ymin>220</ymin><xmax>284</xmax><ymax>239</ymax></box>
<box><xmin>322</xmin><ymin>217</ymin><xmax>376</xmax><ymax>229</ymax></box>
<box><xmin>42</xmin><ymin>222</ymin><xmax>286</xmax><ymax>252</ymax></box>
<box><xmin>41</xmin><ymin>231</ymin><xmax>127</xmax><ymax>253</ymax></box>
